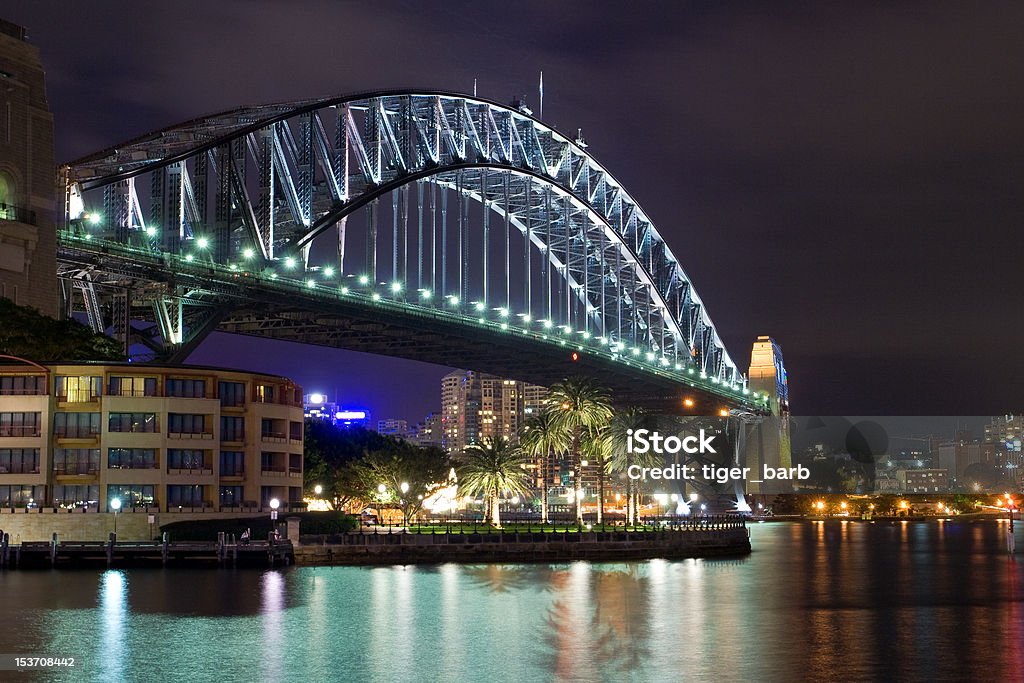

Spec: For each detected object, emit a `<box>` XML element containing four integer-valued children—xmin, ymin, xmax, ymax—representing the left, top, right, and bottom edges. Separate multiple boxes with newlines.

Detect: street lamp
<box><xmin>110</xmin><ymin>497</ymin><xmax>122</xmax><ymax>536</ymax></box>
<box><xmin>314</xmin><ymin>484</ymin><xmax>323</xmax><ymax>497</ymax></box>
<box><xmin>269</xmin><ymin>497</ymin><xmax>280</xmax><ymax>521</ymax></box>
<box><xmin>400</xmin><ymin>482</ymin><xmax>409</xmax><ymax>495</ymax></box>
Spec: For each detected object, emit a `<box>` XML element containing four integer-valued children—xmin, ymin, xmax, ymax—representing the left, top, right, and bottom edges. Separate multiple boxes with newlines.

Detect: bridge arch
<box><xmin>63</xmin><ymin>91</ymin><xmax>748</xmax><ymax>391</ymax></box>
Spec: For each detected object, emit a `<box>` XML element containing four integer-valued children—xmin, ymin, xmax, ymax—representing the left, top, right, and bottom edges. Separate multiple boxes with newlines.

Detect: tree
<box><xmin>303</xmin><ymin>423</ymin><xmax>395</xmax><ymax>511</ymax></box>
<box><xmin>520</xmin><ymin>412</ymin><xmax>564</xmax><ymax>524</ymax></box>
<box><xmin>604</xmin><ymin>407</ymin><xmax>660</xmax><ymax>525</ymax></box>
<box><xmin>545</xmin><ymin>377</ymin><xmax>613</xmax><ymax>523</ymax></box>
<box><xmin>458</xmin><ymin>437</ymin><xmax>532</xmax><ymax>527</ymax></box>
<box><xmin>0</xmin><ymin>298</ymin><xmax>124</xmax><ymax>361</ymax></box>
<box><xmin>351</xmin><ymin>442</ymin><xmax>451</xmax><ymax>526</ymax></box>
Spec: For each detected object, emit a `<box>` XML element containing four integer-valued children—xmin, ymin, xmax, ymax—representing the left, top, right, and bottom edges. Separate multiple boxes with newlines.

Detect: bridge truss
<box><xmin>59</xmin><ymin>90</ymin><xmax>769</xmax><ymax>412</ymax></box>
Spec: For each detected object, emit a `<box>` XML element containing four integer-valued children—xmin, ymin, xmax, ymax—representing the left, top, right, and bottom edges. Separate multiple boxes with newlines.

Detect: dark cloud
<box><xmin>8</xmin><ymin>1</ymin><xmax>1023</xmax><ymax>418</ymax></box>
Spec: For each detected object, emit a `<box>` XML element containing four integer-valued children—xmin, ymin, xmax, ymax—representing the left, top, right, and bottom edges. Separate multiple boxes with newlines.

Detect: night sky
<box><xmin>9</xmin><ymin>2</ymin><xmax>1024</xmax><ymax>420</ymax></box>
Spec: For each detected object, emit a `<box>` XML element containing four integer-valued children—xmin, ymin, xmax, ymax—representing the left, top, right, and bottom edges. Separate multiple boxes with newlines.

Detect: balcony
<box><xmin>53</xmin><ymin>464</ymin><xmax>99</xmax><ymax>476</ymax></box>
<box><xmin>168</xmin><ymin>431</ymin><xmax>214</xmax><ymax>440</ymax></box>
<box><xmin>260</xmin><ymin>469</ymin><xmax>287</xmax><ymax>478</ymax></box>
<box><xmin>288</xmin><ymin>470</ymin><xmax>303</xmax><ymax>479</ymax></box>
<box><xmin>167</xmin><ymin>467</ymin><xmax>214</xmax><ymax>476</ymax></box>
<box><xmin>261</xmin><ymin>431</ymin><xmax>287</xmax><ymax>443</ymax></box>
<box><xmin>53</xmin><ymin>427</ymin><xmax>100</xmax><ymax>440</ymax></box>
<box><xmin>0</xmin><ymin>425</ymin><xmax>41</xmax><ymax>437</ymax></box>
<box><xmin>56</xmin><ymin>392</ymin><xmax>100</xmax><ymax>404</ymax></box>
<box><xmin>0</xmin><ymin>465</ymin><xmax>40</xmax><ymax>474</ymax></box>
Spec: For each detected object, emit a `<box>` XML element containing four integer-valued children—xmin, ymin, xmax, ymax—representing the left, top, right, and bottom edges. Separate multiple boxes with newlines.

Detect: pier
<box><xmin>0</xmin><ymin>532</ymin><xmax>293</xmax><ymax>568</ymax></box>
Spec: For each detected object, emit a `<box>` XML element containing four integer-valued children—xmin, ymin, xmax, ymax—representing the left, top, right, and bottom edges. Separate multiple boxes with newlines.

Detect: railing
<box><xmin>107</xmin><ymin>389</ymin><xmax>158</xmax><ymax>398</ymax></box>
<box><xmin>55</xmin><ymin>392</ymin><xmax>100</xmax><ymax>403</ymax></box>
<box><xmin>0</xmin><ymin>388</ymin><xmax>47</xmax><ymax>396</ymax></box>
<box><xmin>0</xmin><ymin>465</ymin><xmax>40</xmax><ymax>474</ymax></box>
<box><xmin>353</xmin><ymin>514</ymin><xmax>747</xmax><ymax>535</ymax></box>
<box><xmin>54</xmin><ymin>427</ymin><xmax>100</xmax><ymax>439</ymax></box>
<box><xmin>0</xmin><ymin>202</ymin><xmax>36</xmax><ymax>225</ymax></box>
<box><xmin>53</xmin><ymin>464</ymin><xmax>99</xmax><ymax>475</ymax></box>
<box><xmin>0</xmin><ymin>426</ymin><xmax>41</xmax><ymax>437</ymax></box>
<box><xmin>167</xmin><ymin>467</ymin><xmax>214</xmax><ymax>475</ymax></box>
<box><xmin>261</xmin><ymin>431</ymin><xmax>287</xmax><ymax>442</ymax></box>
<box><xmin>168</xmin><ymin>431</ymin><xmax>214</xmax><ymax>440</ymax></box>
<box><xmin>261</xmin><ymin>469</ymin><xmax>287</xmax><ymax>477</ymax></box>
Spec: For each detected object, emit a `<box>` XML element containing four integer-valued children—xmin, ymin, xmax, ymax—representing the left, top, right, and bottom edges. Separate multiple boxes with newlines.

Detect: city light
<box><xmin>391</xmin><ymin>282</ymin><xmax>402</xmax><ymax>293</ymax></box>
<box><xmin>683</xmin><ymin>398</ymin><xmax>695</xmax><ymax>408</ymax></box>
<box><xmin>718</xmin><ymin>408</ymin><xmax>729</xmax><ymax>417</ymax></box>
<box><xmin>323</xmin><ymin>267</ymin><xmax>335</xmax><ymax>277</ymax></box>
<box><xmin>185</xmin><ymin>254</ymin><xmax>194</xmax><ymax>262</ymax></box>
<box><xmin>145</xmin><ymin>226</ymin><xmax>157</xmax><ymax>237</ymax></box>
<box><xmin>359</xmin><ymin>275</ymin><xmax>369</xmax><ymax>285</ymax></box>
<box><xmin>285</xmin><ymin>257</ymin><xmax>297</xmax><ymax>268</ymax></box>
<box><xmin>308</xmin><ymin>393</ymin><xmax>325</xmax><ymax>404</ymax></box>
<box><xmin>196</xmin><ymin>237</ymin><xmax>209</xmax><ymax>249</ymax></box>
<box><xmin>243</xmin><ymin>247</ymin><xmax>255</xmax><ymax>259</ymax></box>
<box><xmin>420</xmin><ymin>289</ymin><xmax>432</xmax><ymax>299</ymax></box>
<box><xmin>306</xmin><ymin>279</ymin><xmax>316</xmax><ymax>288</ymax></box>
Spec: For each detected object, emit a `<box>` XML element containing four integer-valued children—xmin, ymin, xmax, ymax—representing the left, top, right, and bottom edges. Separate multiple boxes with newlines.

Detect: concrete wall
<box><xmin>294</xmin><ymin>527</ymin><xmax>751</xmax><ymax>565</ymax></box>
<box><xmin>0</xmin><ymin>509</ymin><xmax>271</xmax><ymax>542</ymax></box>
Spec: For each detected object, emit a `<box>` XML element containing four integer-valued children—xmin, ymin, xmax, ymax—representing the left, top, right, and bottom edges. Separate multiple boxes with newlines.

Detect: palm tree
<box><xmin>604</xmin><ymin>407</ymin><xmax>660</xmax><ymax>525</ymax></box>
<box><xmin>581</xmin><ymin>425</ymin><xmax>611</xmax><ymax>524</ymax></box>
<box><xmin>520</xmin><ymin>412</ymin><xmax>564</xmax><ymax>524</ymax></box>
<box><xmin>545</xmin><ymin>377</ymin><xmax>613</xmax><ymax>523</ymax></box>
<box><xmin>458</xmin><ymin>436</ymin><xmax>532</xmax><ymax>527</ymax></box>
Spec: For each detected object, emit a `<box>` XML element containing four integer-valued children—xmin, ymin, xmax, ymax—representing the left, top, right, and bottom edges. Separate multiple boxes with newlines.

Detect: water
<box><xmin>3</xmin><ymin>521</ymin><xmax>1022</xmax><ymax>682</ymax></box>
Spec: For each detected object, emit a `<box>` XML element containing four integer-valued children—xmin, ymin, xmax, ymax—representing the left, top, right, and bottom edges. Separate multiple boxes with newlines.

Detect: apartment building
<box><xmin>0</xmin><ymin>360</ymin><xmax>304</xmax><ymax>511</ymax></box>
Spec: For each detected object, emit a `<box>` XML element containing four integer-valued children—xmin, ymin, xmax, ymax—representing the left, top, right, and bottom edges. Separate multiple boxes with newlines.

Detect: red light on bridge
<box><xmin>571</xmin><ymin>352</ymin><xmax>579</xmax><ymax>362</ymax></box>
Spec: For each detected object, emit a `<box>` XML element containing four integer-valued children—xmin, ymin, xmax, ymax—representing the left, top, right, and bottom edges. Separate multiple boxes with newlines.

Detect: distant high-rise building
<box><xmin>377</xmin><ymin>419</ymin><xmax>408</xmax><ymax>437</ymax></box>
<box><xmin>984</xmin><ymin>415</ymin><xmax>1023</xmax><ymax>483</ymax></box>
<box><xmin>0</xmin><ymin>20</ymin><xmax>57</xmax><ymax>316</ymax></box>
<box><xmin>411</xmin><ymin>412</ymin><xmax>443</xmax><ymax>448</ymax></box>
<box><xmin>440</xmin><ymin>370</ymin><xmax>548</xmax><ymax>452</ymax></box>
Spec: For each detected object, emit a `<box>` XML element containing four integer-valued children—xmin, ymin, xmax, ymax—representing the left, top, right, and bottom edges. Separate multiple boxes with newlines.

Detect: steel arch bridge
<box><xmin>57</xmin><ymin>90</ymin><xmax>770</xmax><ymax>413</ymax></box>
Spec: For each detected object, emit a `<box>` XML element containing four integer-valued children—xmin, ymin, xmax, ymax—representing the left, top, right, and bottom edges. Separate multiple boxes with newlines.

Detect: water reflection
<box><xmin>4</xmin><ymin>522</ymin><xmax>1023</xmax><ymax>681</ymax></box>
<box><xmin>99</xmin><ymin>570</ymin><xmax>126</xmax><ymax>682</ymax></box>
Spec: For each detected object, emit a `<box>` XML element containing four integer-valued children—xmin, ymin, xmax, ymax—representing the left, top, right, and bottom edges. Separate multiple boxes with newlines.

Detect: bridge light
<box><xmin>660</xmin><ymin>358</ymin><xmax>669</xmax><ymax>366</ymax></box>
<box><xmin>474</xmin><ymin>301</ymin><xmax>486</xmax><ymax>312</ymax></box>
<box><xmin>520</xmin><ymin>313</ymin><xmax>531</xmax><ymax>323</ymax></box>
<box><xmin>390</xmin><ymin>282</ymin><xmax>402</xmax><ymax>293</ymax></box>
<box><xmin>581</xmin><ymin>331</ymin><xmax>590</xmax><ymax>339</ymax></box>
<box><xmin>448</xmin><ymin>295</ymin><xmax>460</xmax><ymax>306</ymax></box>
<box><xmin>340</xmin><ymin>286</ymin><xmax>349</xmax><ymax>294</ymax></box>
<box><xmin>645</xmin><ymin>352</ymin><xmax>655</xmax><ymax>361</ymax></box>
<box><xmin>323</xmin><ymin>267</ymin><xmax>335</xmax><ymax>277</ymax></box>
<box><xmin>718</xmin><ymin>408</ymin><xmax>730</xmax><ymax>417</ymax></box>
<box><xmin>306</xmin><ymin>279</ymin><xmax>316</xmax><ymax>289</ymax></box>
<box><xmin>419</xmin><ymin>289</ymin><xmax>432</xmax><ymax>299</ymax></box>
<box><xmin>359</xmin><ymin>275</ymin><xmax>369</xmax><ymax>285</ymax></box>
<box><xmin>269</xmin><ymin>272</ymin><xmax>278</xmax><ymax>279</ymax></box>
<box><xmin>498</xmin><ymin>307</ymin><xmax>509</xmax><ymax>318</ymax></box>
<box><xmin>185</xmin><ymin>254</ymin><xmax>194</xmax><ymax>262</ymax></box>
<box><xmin>500</xmin><ymin>323</ymin><xmax>508</xmax><ymax>330</ymax></box>
<box><xmin>674</xmin><ymin>363</ymin><xmax>681</xmax><ymax>370</ymax></box>
<box><xmin>84</xmin><ymin>233</ymin><xmax>93</xmax><ymax>240</ymax></box>
<box><xmin>196</xmin><ymin>237</ymin><xmax>210</xmax><ymax>249</ymax></box>
<box><xmin>145</xmin><ymin>226</ymin><xmax>157</xmax><ymax>237</ymax></box>
<box><xmin>242</xmin><ymin>247</ymin><xmax>255</xmax><ymax>259</ymax></box>
<box><xmin>543</xmin><ymin>320</ymin><xmax>553</xmax><ymax>329</ymax></box>
<box><xmin>87</xmin><ymin>212</ymin><xmax>101</xmax><ymax>225</ymax></box>
<box><xmin>683</xmin><ymin>397</ymin><xmax>695</xmax><ymax>408</ymax></box>
<box><xmin>571</xmin><ymin>352</ymin><xmax>579</xmax><ymax>362</ymax></box>
<box><xmin>285</xmin><ymin>256</ymin><xmax>297</xmax><ymax>269</ymax></box>
<box><xmin>631</xmin><ymin>348</ymin><xmax>640</xmax><ymax>356</ymax></box>
<box><xmin>229</xmin><ymin>264</ymin><xmax>238</xmax><ymax>271</ymax></box>
<box><xmin>371</xmin><ymin>293</ymin><xmax>381</xmax><ymax>301</ymax></box>
<box><xmin>687</xmin><ymin>368</ymin><xmax>695</xmax><ymax>375</ymax></box>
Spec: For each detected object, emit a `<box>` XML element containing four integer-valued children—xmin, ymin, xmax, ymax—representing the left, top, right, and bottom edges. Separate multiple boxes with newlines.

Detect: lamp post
<box><xmin>314</xmin><ymin>484</ymin><xmax>323</xmax><ymax>497</ymax></box>
<box><xmin>110</xmin><ymin>497</ymin><xmax>122</xmax><ymax>536</ymax></box>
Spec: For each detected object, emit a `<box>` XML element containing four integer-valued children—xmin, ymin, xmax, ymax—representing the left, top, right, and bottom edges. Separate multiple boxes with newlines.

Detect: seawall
<box><xmin>293</xmin><ymin>527</ymin><xmax>751</xmax><ymax>565</ymax></box>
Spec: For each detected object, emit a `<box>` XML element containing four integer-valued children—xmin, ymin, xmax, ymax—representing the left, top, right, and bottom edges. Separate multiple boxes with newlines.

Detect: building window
<box><xmin>0</xmin><ymin>448</ymin><xmax>39</xmax><ymax>474</ymax></box>
<box><xmin>0</xmin><ymin>484</ymin><xmax>45</xmax><ymax>508</ymax></box>
<box><xmin>53</xmin><ymin>412</ymin><xmax>100</xmax><ymax>438</ymax></box>
<box><xmin>0</xmin><ymin>411</ymin><xmax>41</xmax><ymax>437</ymax></box>
<box><xmin>53</xmin><ymin>484</ymin><xmax>98</xmax><ymax>509</ymax></box>
<box><xmin>53</xmin><ymin>448</ymin><xmax>100</xmax><ymax>475</ymax></box>
<box><xmin>108</xmin><ymin>448</ymin><xmax>157</xmax><ymax>469</ymax></box>
<box><xmin>108</xmin><ymin>412</ymin><xmax>158</xmax><ymax>433</ymax></box>
<box><xmin>218</xmin><ymin>381</ymin><xmax>246</xmax><ymax>407</ymax></box>
<box><xmin>219</xmin><ymin>451</ymin><xmax>244</xmax><ymax>476</ymax></box>
<box><xmin>167</xmin><ymin>413</ymin><xmax>208</xmax><ymax>435</ymax></box>
<box><xmin>289</xmin><ymin>421</ymin><xmax>303</xmax><ymax>441</ymax></box>
<box><xmin>55</xmin><ymin>375</ymin><xmax>101</xmax><ymax>402</ymax></box>
<box><xmin>107</xmin><ymin>484</ymin><xmax>155</xmax><ymax>510</ymax></box>
<box><xmin>261</xmin><ymin>419</ymin><xmax>286</xmax><ymax>440</ymax></box>
<box><xmin>261</xmin><ymin>452</ymin><xmax>284</xmax><ymax>472</ymax></box>
<box><xmin>167</xmin><ymin>449</ymin><xmax>207</xmax><ymax>471</ymax></box>
<box><xmin>167</xmin><ymin>484</ymin><xmax>206</xmax><ymax>507</ymax></box>
<box><xmin>166</xmin><ymin>378</ymin><xmax>207</xmax><ymax>398</ymax></box>
<box><xmin>108</xmin><ymin>376</ymin><xmax>157</xmax><ymax>397</ymax></box>
<box><xmin>220</xmin><ymin>416</ymin><xmax>245</xmax><ymax>442</ymax></box>
<box><xmin>219</xmin><ymin>486</ymin><xmax>243</xmax><ymax>507</ymax></box>
<box><xmin>289</xmin><ymin>453</ymin><xmax>302</xmax><ymax>474</ymax></box>
<box><xmin>0</xmin><ymin>375</ymin><xmax>46</xmax><ymax>395</ymax></box>
<box><xmin>256</xmin><ymin>384</ymin><xmax>275</xmax><ymax>403</ymax></box>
